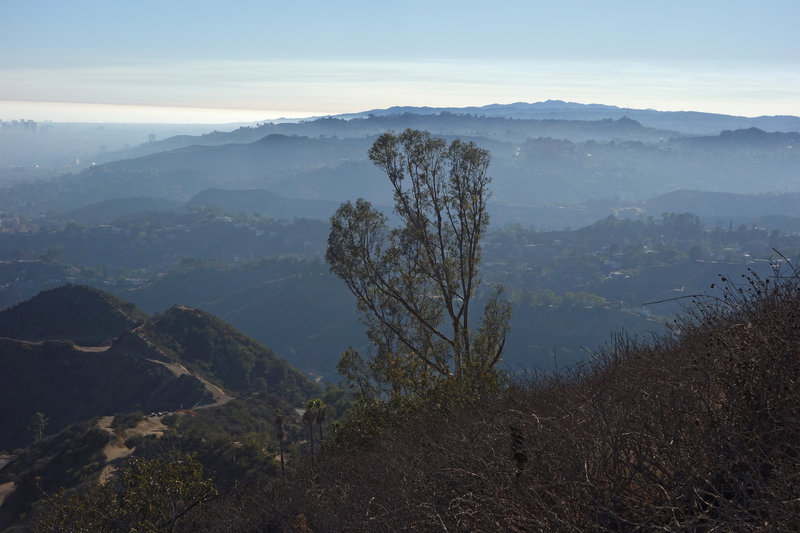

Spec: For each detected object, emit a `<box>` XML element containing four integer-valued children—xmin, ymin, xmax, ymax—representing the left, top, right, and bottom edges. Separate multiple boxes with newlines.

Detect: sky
<box><xmin>1</xmin><ymin>0</ymin><xmax>798</xmax><ymax>123</ymax></box>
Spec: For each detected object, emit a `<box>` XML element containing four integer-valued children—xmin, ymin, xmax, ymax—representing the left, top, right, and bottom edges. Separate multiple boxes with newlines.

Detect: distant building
<box><xmin>1</xmin><ymin>119</ymin><xmax>37</xmax><ymax>131</ymax></box>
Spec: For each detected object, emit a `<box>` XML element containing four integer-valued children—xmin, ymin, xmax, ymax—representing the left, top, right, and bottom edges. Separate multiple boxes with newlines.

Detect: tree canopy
<box><xmin>327</xmin><ymin>129</ymin><xmax>510</xmax><ymax>395</ymax></box>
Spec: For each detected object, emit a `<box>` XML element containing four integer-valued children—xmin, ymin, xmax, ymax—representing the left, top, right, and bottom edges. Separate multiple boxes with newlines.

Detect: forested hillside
<box><xmin>0</xmin><ymin>284</ymin><xmax>147</xmax><ymax>344</ymax></box>
<box><xmin>136</xmin><ymin>305</ymin><xmax>318</xmax><ymax>401</ymax></box>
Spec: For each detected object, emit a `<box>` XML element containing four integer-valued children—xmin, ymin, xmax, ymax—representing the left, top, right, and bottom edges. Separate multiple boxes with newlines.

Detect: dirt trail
<box><xmin>94</xmin><ymin>364</ymin><xmax>233</xmax><ymax>485</ymax></box>
<box><xmin>146</xmin><ymin>358</ymin><xmax>233</xmax><ymax>407</ymax></box>
<box><xmin>126</xmin><ymin>324</ymin><xmax>233</xmax><ymax>408</ymax></box>
<box><xmin>74</xmin><ymin>345</ymin><xmax>111</xmax><ymax>352</ymax></box>
<box><xmin>0</xmin><ymin>455</ymin><xmax>17</xmax><ymax>504</ymax></box>
<box><xmin>0</xmin><ymin>481</ymin><xmax>14</xmax><ymax>506</ymax></box>
<box><xmin>0</xmin><ymin>338</ymin><xmax>111</xmax><ymax>352</ymax></box>
<box><xmin>72</xmin><ymin>341</ymin><xmax>231</xmax><ymax>408</ymax></box>
<box><xmin>97</xmin><ymin>415</ymin><xmax>168</xmax><ymax>484</ymax></box>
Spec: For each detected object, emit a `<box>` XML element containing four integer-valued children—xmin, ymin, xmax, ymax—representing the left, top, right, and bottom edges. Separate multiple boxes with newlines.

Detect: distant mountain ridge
<box><xmin>336</xmin><ymin>100</ymin><xmax>800</xmax><ymax>134</ymax></box>
<box><xmin>644</xmin><ymin>190</ymin><xmax>800</xmax><ymax>221</ymax></box>
<box><xmin>187</xmin><ymin>188</ymin><xmax>341</xmax><ymax>221</ymax></box>
<box><xmin>57</xmin><ymin>197</ymin><xmax>182</xmax><ymax>225</ymax></box>
<box><xmin>2</xmin><ymin>106</ymin><xmax>799</xmax><ymax>227</ymax></box>
<box><xmin>677</xmin><ymin>127</ymin><xmax>800</xmax><ymax>149</ymax></box>
<box><xmin>72</xmin><ymin>126</ymin><xmax>800</xmax><ymax>209</ymax></box>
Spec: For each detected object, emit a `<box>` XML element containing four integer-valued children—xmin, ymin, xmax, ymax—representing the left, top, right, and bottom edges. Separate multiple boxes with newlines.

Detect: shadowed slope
<box><xmin>0</xmin><ymin>284</ymin><xmax>148</xmax><ymax>346</ymax></box>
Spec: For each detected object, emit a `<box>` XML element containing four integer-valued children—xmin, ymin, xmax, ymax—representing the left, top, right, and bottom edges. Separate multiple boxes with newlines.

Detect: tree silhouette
<box><xmin>303</xmin><ymin>400</ymin><xmax>317</xmax><ymax>456</ymax></box>
<box><xmin>315</xmin><ymin>399</ymin><xmax>327</xmax><ymax>444</ymax></box>
<box><xmin>274</xmin><ymin>409</ymin><xmax>285</xmax><ymax>473</ymax></box>
<box><xmin>327</xmin><ymin>129</ymin><xmax>510</xmax><ymax>394</ymax></box>
<box><xmin>27</xmin><ymin>412</ymin><xmax>47</xmax><ymax>443</ymax></box>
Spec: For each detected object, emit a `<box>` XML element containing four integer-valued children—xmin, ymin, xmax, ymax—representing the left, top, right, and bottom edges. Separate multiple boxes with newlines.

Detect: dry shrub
<box><xmin>207</xmin><ymin>263</ymin><xmax>800</xmax><ymax>532</ymax></box>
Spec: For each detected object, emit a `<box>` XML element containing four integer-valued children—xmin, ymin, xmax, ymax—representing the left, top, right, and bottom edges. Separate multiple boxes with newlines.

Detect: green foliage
<box><xmin>0</xmin><ymin>421</ymin><xmax>110</xmax><ymax>530</ymax></box>
<box><xmin>33</xmin><ymin>454</ymin><xmax>216</xmax><ymax>532</ymax></box>
<box><xmin>110</xmin><ymin>412</ymin><xmax>145</xmax><ymax>435</ymax></box>
<box><xmin>327</xmin><ymin>129</ymin><xmax>511</xmax><ymax>393</ymax></box>
<box><xmin>302</xmin><ymin>398</ymin><xmax>329</xmax><ymax>452</ymax></box>
<box><xmin>328</xmin><ymin>368</ymin><xmax>503</xmax><ymax>452</ymax></box>
<box><xmin>302</xmin><ymin>400</ymin><xmax>317</xmax><ymax>457</ymax></box>
<box><xmin>26</xmin><ymin>412</ymin><xmax>47</xmax><ymax>443</ymax></box>
<box><xmin>131</xmin><ymin>395</ymin><xmax>293</xmax><ymax>486</ymax></box>
<box><xmin>319</xmin><ymin>383</ymin><xmax>350</xmax><ymax>421</ymax></box>
<box><xmin>124</xmin><ymin>433</ymin><xmax>158</xmax><ymax>450</ymax></box>
<box><xmin>336</xmin><ymin>347</ymin><xmax>378</xmax><ymax>401</ymax></box>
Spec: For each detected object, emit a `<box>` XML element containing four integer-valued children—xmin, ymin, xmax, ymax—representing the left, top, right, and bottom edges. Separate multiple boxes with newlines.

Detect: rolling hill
<box><xmin>56</xmin><ymin>197</ymin><xmax>182</xmax><ymax>225</ymax></box>
<box><xmin>0</xmin><ymin>284</ymin><xmax>148</xmax><ymax>345</ymax></box>
<box><xmin>0</xmin><ymin>285</ymin><xmax>319</xmax><ymax>450</ymax></box>
<box><xmin>134</xmin><ymin>304</ymin><xmax>319</xmax><ymax>401</ymax></box>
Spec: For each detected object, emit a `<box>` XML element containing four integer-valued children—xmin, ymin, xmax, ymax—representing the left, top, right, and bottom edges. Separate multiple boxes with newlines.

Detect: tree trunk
<box><xmin>279</xmin><ymin>433</ymin><xmax>285</xmax><ymax>473</ymax></box>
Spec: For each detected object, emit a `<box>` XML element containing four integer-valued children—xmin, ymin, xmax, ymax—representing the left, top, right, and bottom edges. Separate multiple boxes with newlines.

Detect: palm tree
<box><xmin>27</xmin><ymin>412</ymin><xmax>48</xmax><ymax>442</ymax></box>
<box><xmin>303</xmin><ymin>400</ymin><xmax>317</xmax><ymax>456</ymax></box>
<box><xmin>314</xmin><ymin>399</ymin><xmax>327</xmax><ymax>444</ymax></box>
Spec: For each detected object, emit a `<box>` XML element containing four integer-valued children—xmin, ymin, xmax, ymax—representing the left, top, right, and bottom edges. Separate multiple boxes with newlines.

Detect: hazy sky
<box><xmin>1</xmin><ymin>0</ymin><xmax>798</xmax><ymax>123</ymax></box>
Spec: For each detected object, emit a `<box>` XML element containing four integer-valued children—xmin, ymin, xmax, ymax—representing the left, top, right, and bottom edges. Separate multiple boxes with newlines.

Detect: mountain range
<box><xmin>3</xmin><ymin>119</ymin><xmax>798</xmax><ymax>230</ymax></box>
<box><xmin>337</xmin><ymin>100</ymin><xmax>800</xmax><ymax>133</ymax></box>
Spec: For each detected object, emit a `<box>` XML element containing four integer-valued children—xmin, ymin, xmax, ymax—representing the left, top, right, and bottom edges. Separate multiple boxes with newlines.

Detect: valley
<box><xmin>1</xmin><ymin>103</ymin><xmax>799</xmax><ymax>530</ymax></box>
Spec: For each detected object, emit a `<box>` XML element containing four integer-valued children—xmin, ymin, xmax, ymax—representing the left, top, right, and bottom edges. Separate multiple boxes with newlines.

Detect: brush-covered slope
<box><xmin>0</xmin><ymin>284</ymin><xmax>148</xmax><ymax>345</ymax></box>
<box><xmin>206</xmin><ymin>268</ymin><xmax>800</xmax><ymax>531</ymax></box>
<box><xmin>0</xmin><ymin>419</ymin><xmax>111</xmax><ymax>531</ymax></box>
<box><xmin>0</xmin><ymin>338</ymin><xmax>208</xmax><ymax>450</ymax></box>
<box><xmin>135</xmin><ymin>305</ymin><xmax>318</xmax><ymax>403</ymax></box>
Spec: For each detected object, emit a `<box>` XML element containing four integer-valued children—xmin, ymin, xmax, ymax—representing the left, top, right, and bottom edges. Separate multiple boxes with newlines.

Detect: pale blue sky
<box><xmin>1</xmin><ymin>0</ymin><xmax>798</xmax><ymax>122</ymax></box>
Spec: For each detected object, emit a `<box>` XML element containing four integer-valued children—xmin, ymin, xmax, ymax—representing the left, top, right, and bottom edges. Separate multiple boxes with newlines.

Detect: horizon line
<box><xmin>1</xmin><ymin>99</ymin><xmax>798</xmax><ymax>126</ymax></box>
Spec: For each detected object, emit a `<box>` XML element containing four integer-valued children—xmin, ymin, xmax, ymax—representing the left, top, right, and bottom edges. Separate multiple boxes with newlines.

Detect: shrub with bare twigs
<box><xmin>185</xmin><ymin>258</ymin><xmax>800</xmax><ymax>532</ymax></box>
